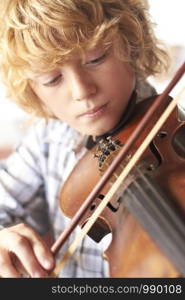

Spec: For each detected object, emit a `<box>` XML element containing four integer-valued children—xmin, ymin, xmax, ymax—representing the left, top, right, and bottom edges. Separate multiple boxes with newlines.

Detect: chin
<box><xmin>88</xmin><ymin>124</ymin><xmax>117</xmax><ymax>137</ymax></box>
<box><xmin>77</xmin><ymin>117</ymin><xmax>120</xmax><ymax>137</ymax></box>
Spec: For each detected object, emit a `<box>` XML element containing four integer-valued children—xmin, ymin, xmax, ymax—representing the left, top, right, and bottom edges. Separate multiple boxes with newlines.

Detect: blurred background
<box><xmin>147</xmin><ymin>0</ymin><xmax>185</xmax><ymax>96</ymax></box>
<box><xmin>0</xmin><ymin>0</ymin><xmax>184</xmax><ymax>159</ymax></box>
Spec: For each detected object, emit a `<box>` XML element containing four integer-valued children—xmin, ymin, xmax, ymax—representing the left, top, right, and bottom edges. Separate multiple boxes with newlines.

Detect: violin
<box><xmin>50</xmin><ymin>62</ymin><xmax>185</xmax><ymax>278</ymax></box>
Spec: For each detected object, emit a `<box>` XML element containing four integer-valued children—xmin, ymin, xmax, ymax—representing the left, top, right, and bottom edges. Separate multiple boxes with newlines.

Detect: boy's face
<box><xmin>30</xmin><ymin>46</ymin><xmax>136</xmax><ymax>136</ymax></box>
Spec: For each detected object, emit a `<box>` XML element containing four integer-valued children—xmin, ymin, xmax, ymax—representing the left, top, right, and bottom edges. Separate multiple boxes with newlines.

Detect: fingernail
<box><xmin>43</xmin><ymin>259</ymin><xmax>54</xmax><ymax>270</ymax></box>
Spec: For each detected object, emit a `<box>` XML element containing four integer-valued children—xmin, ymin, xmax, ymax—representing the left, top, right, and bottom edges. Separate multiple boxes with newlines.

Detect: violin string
<box><xmin>102</xmin><ymin>161</ymin><xmax>122</xmax><ymax>177</ymax></box>
<box><xmin>51</xmin><ymin>86</ymin><xmax>185</xmax><ymax>277</ymax></box>
<box><xmin>125</xmin><ymin>165</ymin><xmax>163</xmax><ymax>206</ymax></box>
<box><xmin>129</xmin><ymin>162</ymin><xmax>185</xmax><ymax>241</ymax></box>
<box><xmin>124</xmin><ymin>180</ymin><xmax>178</xmax><ymax>272</ymax></box>
<box><xmin>130</xmin><ymin>165</ymin><xmax>185</xmax><ymax>238</ymax></box>
<box><xmin>102</xmin><ymin>161</ymin><xmax>125</xmax><ymax>184</ymax></box>
<box><xmin>125</xmin><ymin>166</ymin><xmax>185</xmax><ymax>267</ymax></box>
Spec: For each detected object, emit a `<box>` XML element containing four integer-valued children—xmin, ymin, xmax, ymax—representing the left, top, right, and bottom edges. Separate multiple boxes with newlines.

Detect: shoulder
<box><xmin>24</xmin><ymin>118</ymin><xmax>78</xmax><ymax>145</ymax></box>
<box><xmin>136</xmin><ymin>80</ymin><xmax>157</xmax><ymax>102</ymax></box>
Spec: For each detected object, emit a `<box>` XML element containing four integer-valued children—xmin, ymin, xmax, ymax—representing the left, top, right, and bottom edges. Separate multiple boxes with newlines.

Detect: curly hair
<box><xmin>0</xmin><ymin>0</ymin><xmax>168</xmax><ymax>118</ymax></box>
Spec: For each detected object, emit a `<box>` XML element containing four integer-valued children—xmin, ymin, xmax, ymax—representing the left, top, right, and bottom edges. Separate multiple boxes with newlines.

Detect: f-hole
<box><xmin>97</xmin><ymin>194</ymin><xmax>120</xmax><ymax>212</ymax></box>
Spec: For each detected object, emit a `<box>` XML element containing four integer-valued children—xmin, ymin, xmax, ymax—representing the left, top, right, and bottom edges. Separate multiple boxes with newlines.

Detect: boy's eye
<box><xmin>43</xmin><ymin>74</ymin><xmax>62</xmax><ymax>87</ymax></box>
<box><xmin>87</xmin><ymin>53</ymin><xmax>107</xmax><ymax>65</ymax></box>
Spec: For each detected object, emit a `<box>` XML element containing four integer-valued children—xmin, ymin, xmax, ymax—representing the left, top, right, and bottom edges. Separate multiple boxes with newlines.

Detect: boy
<box><xmin>0</xmin><ymin>0</ymin><xmax>168</xmax><ymax>277</ymax></box>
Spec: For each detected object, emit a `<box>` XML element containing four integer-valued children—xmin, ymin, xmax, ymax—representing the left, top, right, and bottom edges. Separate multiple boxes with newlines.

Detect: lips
<box><xmin>79</xmin><ymin>103</ymin><xmax>108</xmax><ymax>118</ymax></box>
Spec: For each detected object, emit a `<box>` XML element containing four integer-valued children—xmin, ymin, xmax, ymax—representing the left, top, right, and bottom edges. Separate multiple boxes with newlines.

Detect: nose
<box><xmin>70</xmin><ymin>70</ymin><xmax>97</xmax><ymax>101</ymax></box>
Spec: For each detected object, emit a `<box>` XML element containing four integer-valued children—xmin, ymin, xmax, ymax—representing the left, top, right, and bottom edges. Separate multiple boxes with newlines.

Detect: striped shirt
<box><xmin>0</xmin><ymin>81</ymin><xmax>156</xmax><ymax>277</ymax></box>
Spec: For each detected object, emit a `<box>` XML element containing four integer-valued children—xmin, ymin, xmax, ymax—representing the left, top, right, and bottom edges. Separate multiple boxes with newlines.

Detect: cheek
<box><xmin>108</xmin><ymin>71</ymin><xmax>135</xmax><ymax>101</ymax></box>
<box><xmin>48</xmin><ymin>101</ymin><xmax>69</xmax><ymax>120</ymax></box>
<box><xmin>30</xmin><ymin>82</ymin><xmax>72</xmax><ymax>121</ymax></box>
<box><xmin>103</xmin><ymin>61</ymin><xmax>135</xmax><ymax>92</ymax></box>
<box><xmin>31</xmin><ymin>85</ymin><xmax>66</xmax><ymax>115</ymax></box>
<box><xmin>47</xmin><ymin>98</ymin><xmax>76</xmax><ymax>124</ymax></box>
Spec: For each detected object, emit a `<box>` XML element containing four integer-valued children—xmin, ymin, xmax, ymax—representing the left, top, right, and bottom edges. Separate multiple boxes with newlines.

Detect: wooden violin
<box><xmin>50</xmin><ymin>62</ymin><xmax>185</xmax><ymax>277</ymax></box>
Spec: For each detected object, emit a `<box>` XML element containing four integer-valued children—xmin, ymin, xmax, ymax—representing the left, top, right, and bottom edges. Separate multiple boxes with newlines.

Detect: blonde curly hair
<box><xmin>0</xmin><ymin>0</ymin><xmax>168</xmax><ymax>118</ymax></box>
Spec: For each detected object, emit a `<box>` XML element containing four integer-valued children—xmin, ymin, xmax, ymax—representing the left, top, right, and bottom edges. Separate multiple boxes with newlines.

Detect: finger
<box><xmin>10</xmin><ymin>252</ymin><xmax>27</xmax><ymax>275</ymax></box>
<box><xmin>14</xmin><ymin>224</ymin><xmax>55</xmax><ymax>271</ymax></box>
<box><xmin>0</xmin><ymin>251</ymin><xmax>21</xmax><ymax>278</ymax></box>
<box><xmin>10</xmin><ymin>233</ymin><xmax>49</xmax><ymax>278</ymax></box>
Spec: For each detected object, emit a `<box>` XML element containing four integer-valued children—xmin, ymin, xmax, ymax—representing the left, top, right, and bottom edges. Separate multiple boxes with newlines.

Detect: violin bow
<box><xmin>50</xmin><ymin>62</ymin><xmax>185</xmax><ymax>277</ymax></box>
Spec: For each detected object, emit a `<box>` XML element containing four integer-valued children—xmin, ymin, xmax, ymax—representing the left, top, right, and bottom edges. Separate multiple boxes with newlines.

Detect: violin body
<box><xmin>60</xmin><ymin>94</ymin><xmax>185</xmax><ymax>277</ymax></box>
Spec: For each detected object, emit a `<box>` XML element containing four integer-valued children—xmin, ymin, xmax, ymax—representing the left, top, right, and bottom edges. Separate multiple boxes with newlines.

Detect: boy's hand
<box><xmin>0</xmin><ymin>223</ymin><xmax>55</xmax><ymax>278</ymax></box>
